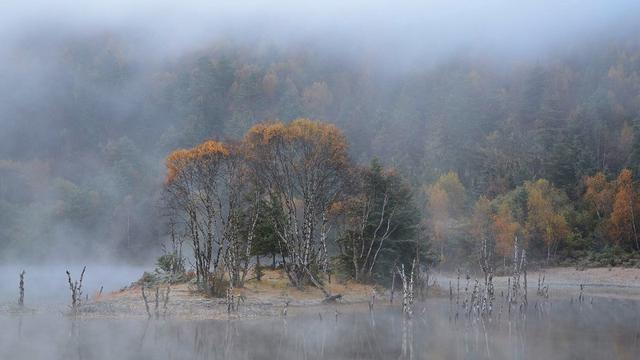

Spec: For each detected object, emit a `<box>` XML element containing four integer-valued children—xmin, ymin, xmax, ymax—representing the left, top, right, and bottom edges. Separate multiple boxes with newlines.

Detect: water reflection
<box><xmin>1</xmin><ymin>298</ymin><xmax>640</xmax><ymax>359</ymax></box>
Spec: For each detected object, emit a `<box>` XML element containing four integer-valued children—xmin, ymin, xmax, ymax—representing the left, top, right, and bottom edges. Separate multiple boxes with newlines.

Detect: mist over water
<box><xmin>1</xmin><ymin>299</ymin><xmax>639</xmax><ymax>359</ymax></box>
<box><xmin>0</xmin><ymin>265</ymin><xmax>148</xmax><ymax>305</ymax></box>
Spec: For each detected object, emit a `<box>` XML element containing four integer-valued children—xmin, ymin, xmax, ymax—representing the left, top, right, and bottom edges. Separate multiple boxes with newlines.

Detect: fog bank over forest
<box><xmin>3</xmin><ymin>1</ymin><xmax>639</xmax><ymax>62</ymax></box>
<box><xmin>1</xmin><ymin>0</ymin><xmax>640</xmax><ymax>264</ymax></box>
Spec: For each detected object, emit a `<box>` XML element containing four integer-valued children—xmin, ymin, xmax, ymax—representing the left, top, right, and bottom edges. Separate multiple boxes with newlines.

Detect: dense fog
<box><xmin>1</xmin><ymin>0</ymin><xmax>639</xmax><ymax>263</ymax></box>
<box><xmin>2</xmin><ymin>2</ymin><xmax>640</xmax><ymax>360</ymax></box>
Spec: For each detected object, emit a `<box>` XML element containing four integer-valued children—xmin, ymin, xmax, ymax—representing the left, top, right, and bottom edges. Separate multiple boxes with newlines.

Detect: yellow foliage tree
<box><xmin>426</xmin><ymin>171</ymin><xmax>466</xmax><ymax>260</ymax></box>
<box><xmin>583</xmin><ymin>172</ymin><xmax>614</xmax><ymax>220</ymax></box>
<box><xmin>609</xmin><ymin>169</ymin><xmax>640</xmax><ymax>250</ymax></box>
<box><xmin>525</xmin><ymin>179</ymin><xmax>570</xmax><ymax>262</ymax></box>
<box><xmin>492</xmin><ymin>204</ymin><xmax>520</xmax><ymax>259</ymax></box>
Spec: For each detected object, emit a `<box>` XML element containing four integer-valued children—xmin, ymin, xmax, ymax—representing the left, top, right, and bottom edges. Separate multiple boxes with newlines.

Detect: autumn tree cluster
<box><xmin>424</xmin><ymin>167</ymin><xmax>640</xmax><ymax>270</ymax></box>
<box><xmin>163</xmin><ymin>119</ymin><xmax>421</xmax><ymax>293</ymax></box>
<box><xmin>582</xmin><ymin>169</ymin><xmax>640</xmax><ymax>251</ymax></box>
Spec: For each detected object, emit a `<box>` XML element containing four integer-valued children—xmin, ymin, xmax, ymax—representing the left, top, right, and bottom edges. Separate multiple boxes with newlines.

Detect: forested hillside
<box><xmin>2</xmin><ymin>24</ymin><xmax>640</xmax><ymax>265</ymax></box>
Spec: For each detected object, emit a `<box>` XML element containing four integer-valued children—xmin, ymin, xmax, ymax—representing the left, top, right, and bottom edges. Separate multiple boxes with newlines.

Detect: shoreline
<box><xmin>5</xmin><ymin>266</ymin><xmax>640</xmax><ymax>320</ymax></box>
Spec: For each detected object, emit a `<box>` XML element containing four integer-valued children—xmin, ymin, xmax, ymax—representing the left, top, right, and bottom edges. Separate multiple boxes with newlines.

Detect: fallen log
<box><xmin>322</xmin><ymin>294</ymin><xmax>343</xmax><ymax>304</ymax></box>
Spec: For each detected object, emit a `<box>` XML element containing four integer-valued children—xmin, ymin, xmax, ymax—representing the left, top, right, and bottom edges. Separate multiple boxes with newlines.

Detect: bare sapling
<box><xmin>18</xmin><ymin>270</ymin><xmax>25</xmax><ymax>307</ymax></box>
<box><xmin>66</xmin><ymin>266</ymin><xmax>86</xmax><ymax>314</ymax></box>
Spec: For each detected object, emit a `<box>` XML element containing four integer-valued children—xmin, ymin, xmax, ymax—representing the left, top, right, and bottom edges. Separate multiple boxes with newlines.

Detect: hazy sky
<box><xmin>2</xmin><ymin>0</ymin><xmax>639</xmax><ymax>61</ymax></box>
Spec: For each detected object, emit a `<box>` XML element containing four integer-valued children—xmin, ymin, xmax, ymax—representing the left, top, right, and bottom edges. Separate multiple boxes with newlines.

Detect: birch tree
<box><xmin>164</xmin><ymin>140</ymin><xmax>259</xmax><ymax>293</ymax></box>
<box><xmin>336</xmin><ymin>160</ymin><xmax>419</xmax><ymax>282</ymax></box>
<box><xmin>244</xmin><ymin>119</ymin><xmax>349</xmax><ymax>289</ymax></box>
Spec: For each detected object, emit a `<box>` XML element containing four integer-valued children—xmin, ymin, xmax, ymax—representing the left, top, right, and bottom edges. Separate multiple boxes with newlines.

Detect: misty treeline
<box><xmin>426</xmin><ymin>168</ymin><xmax>640</xmax><ymax>270</ymax></box>
<box><xmin>162</xmin><ymin>119</ymin><xmax>421</xmax><ymax>293</ymax></box>
<box><xmin>1</xmin><ymin>29</ymin><xmax>640</xmax><ymax>267</ymax></box>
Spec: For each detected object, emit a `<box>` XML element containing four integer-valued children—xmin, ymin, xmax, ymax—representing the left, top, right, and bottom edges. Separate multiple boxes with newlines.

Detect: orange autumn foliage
<box><xmin>583</xmin><ymin>172</ymin><xmax>614</xmax><ymax>219</ymax></box>
<box><xmin>609</xmin><ymin>169</ymin><xmax>640</xmax><ymax>249</ymax></box>
<box><xmin>165</xmin><ymin>140</ymin><xmax>230</xmax><ymax>184</ymax></box>
<box><xmin>526</xmin><ymin>181</ymin><xmax>569</xmax><ymax>259</ymax></box>
<box><xmin>244</xmin><ymin>118</ymin><xmax>349</xmax><ymax>167</ymax></box>
<box><xmin>492</xmin><ymin>204</ymin><xmax>520</xmax><ymax>258</ymax></box>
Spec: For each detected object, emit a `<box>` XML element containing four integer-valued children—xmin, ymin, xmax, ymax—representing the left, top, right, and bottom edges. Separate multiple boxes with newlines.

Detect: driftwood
<box><xmin>322</xmin><ymin>294</ymin><xmax>343</xmax><ymax>304</ymax></box>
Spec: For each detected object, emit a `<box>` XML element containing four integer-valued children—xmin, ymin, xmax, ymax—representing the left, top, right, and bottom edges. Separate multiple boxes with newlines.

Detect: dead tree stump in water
<box><xmin>66</xmin><ymin>266</ymin><xmax>86</xmax><ymax>314</ymax></box>
<box><xmin>397</xmin><ymin>260</ymin><xmax>416</xmax><ymax>319</ymax></box>
<box><xmin>18</xmin><ymin>270</ymin><xmax>25</xmax><ymax>307</ymax></box>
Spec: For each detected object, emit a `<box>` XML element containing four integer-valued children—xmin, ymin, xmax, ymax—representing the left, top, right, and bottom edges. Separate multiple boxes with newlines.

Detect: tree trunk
<box><xmin>256</xmin><ymin>255</ymin><xmax>262</xmax><ymax>281</ymax></box>
<box><xmin>546</xmin><ymin>245</ymin><xmax>551</xmax><ymax>265</ymax></box>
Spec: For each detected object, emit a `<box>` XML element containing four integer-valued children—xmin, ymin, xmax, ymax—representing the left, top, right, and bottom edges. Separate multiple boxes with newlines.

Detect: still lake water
<box><xmin>1</xmin><ymin>298</ymin><xmax>639</xmax><ymax>360</ymax></box>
